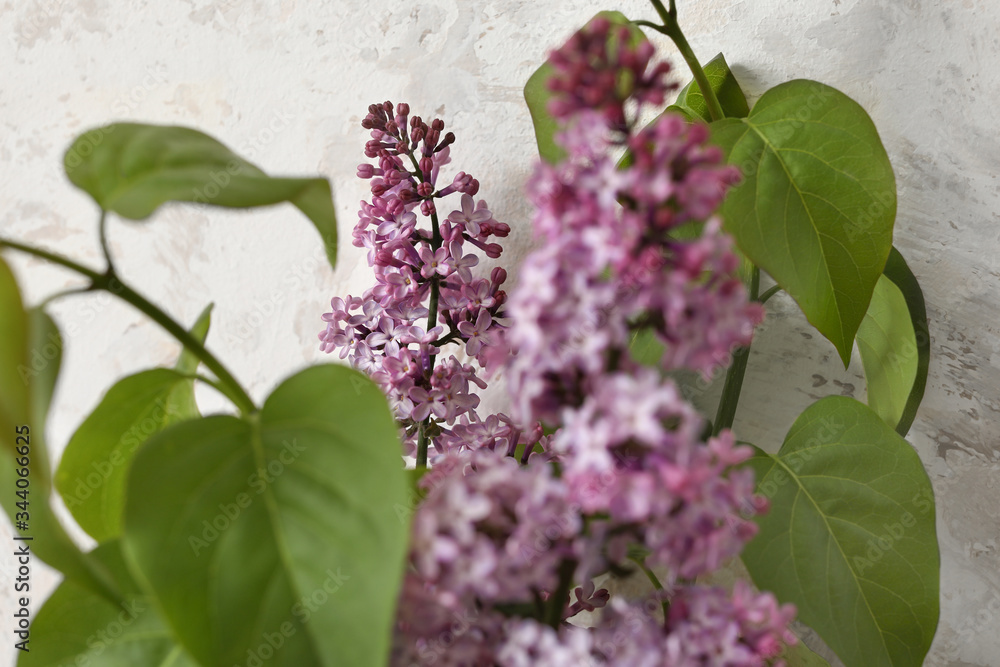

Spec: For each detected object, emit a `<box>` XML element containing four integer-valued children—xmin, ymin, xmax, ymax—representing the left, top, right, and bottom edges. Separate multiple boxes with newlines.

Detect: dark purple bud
<box><xmin>431</xmin><ymin>118</ymin><xmax>444</xmax><ymax>131</ymax></box>
<box><xmin>417</xmin><ymin>182</ymin><xmax>434</xmax><ymax>197</ymax></box>
<box><xmin>419</xmin><ymin>156</ymin><xmax>434</xmax><ymax>175</ymax></box>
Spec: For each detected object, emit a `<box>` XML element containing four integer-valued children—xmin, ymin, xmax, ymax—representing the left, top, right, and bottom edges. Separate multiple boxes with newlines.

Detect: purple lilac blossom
<box><xmin>345</xmin><ymin>16</ymin><xmax>796</xmax><ymax>664</ymax></box>
<box><xmin>319</xmin><ymin>101</ymin><xmax>525</xmax><ymax>459</ymax></box>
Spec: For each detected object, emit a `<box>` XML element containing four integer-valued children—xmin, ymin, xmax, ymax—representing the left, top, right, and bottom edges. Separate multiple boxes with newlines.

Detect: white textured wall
<box><xmin>0</xmin><ymin>1</ymin><xmax>997</xmax><ymax>665</ymax></box>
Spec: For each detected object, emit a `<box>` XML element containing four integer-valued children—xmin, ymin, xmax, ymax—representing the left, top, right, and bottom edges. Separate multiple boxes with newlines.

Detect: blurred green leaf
<box><xmin>0</xmin><ymin>257</ymin><xmax>121</xmax><ymax>602</ymax></box>
<box><xmin>123</xmin><ymin>365</ymin><xmax>409</xmax><ymax>667</ymax></box>
<box><xmin>19</xmin><ymin>541</ymin><xmax>197</xmax><ymax>667</ymax></box>
<box><xmin>524</xmin><ymin>11</ymin><xmax>647</xmax><ymax>164</ymax></box>
<box><xmin>64</xmin><ymin>123</ymin><xmax>338</xmax><ymax>268</ymax></box>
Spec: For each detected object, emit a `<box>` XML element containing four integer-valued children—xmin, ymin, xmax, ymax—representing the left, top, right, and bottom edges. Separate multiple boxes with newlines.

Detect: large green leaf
<box><xmin>0</xmin><ymin>257</ymin><xmax>121</xmax><ymax>602</ymax></box>
<box><xmin>711</xmin><ymin>80</ymin><xmax>896</xmax><ymax>365</ymax></box>
<box><xmin>122</xmin><ymin>365</ymin><xmax>409</xmax><ymax>667</ymax></box>
<box><xmin>741</xmin><ymin>396</ymin><xmax>939</xmax><ymax>667</ymax></box>
<box><xmin>19</xmin><ymin>541</ymin><xmax>197</xmax><ymax>667</ymax></box>
<box><xmin>64</xmin><ymin>123</ymin><xmax>338</xmax><ymax>268</ymax></box>
<box><xmin>667</xmin><ymin>52</ymin><xmax>750</xmax><ymax>123</ymax></box>
<box><xmin>524</xmin><ymin>11</ymin><xmax>647</xmax><ymax>164</ymax></box>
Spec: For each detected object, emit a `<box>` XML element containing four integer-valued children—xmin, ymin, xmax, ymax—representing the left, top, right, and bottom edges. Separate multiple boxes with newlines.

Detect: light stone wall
<box><xmin>0</xmin><ymin>1</ymin><xmax>996</xmax><ymax>665</ymax></box>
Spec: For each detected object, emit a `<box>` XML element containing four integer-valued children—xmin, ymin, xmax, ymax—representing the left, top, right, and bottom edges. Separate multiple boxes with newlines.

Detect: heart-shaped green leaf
<box><xmin>667</xmin><ymin>52</ymin><xmax>749</xmax><ymax>123</ymax></box>
<box><xmin>524</xmin><ymin>11</ymin><xmax>648</xmax><ymax>165</ymax></box>
<box><xmin>711</xmin><ymin>80</ymin><xmax>897</xmax><ymax>365</ymax></box>
<box><xmin>64</xmin><ymin>123</ymin><xmax>338</xmax><ymax>269</ymax></box>
<box><xmin>741</xmin><ymin>396</ymin><xmax>939</xmax><ymax>667</ymax></box>
<box><xmin>123</xmin><ymin>365</ymin><xmax>409</xmax><ymax>667</ymax></box>
<box><xmin>19</xmin><ymin>540</ymin><xmax>197</xmax><ymax>667</ymax></box>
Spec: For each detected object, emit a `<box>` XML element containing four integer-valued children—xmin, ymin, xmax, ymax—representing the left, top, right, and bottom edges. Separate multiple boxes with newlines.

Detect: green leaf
<box><xmin>741</xmin><ymin>396</ymin><xmax>939</xmax><ymax>667</ymax></box>
<box><xmin>122</xmin><ymin>365</ymin><xmax>409</xmax><ymax>667</ymax></box>
<box><xmin>782</xmin><ymin>640</ymin><xmax>832</xmax><ymax>667</ymax></box>
<box><xmin>524</xmin><ymin>11</ymin><xmax>647</xmax><ymax>164</ymax></box>
<box><xmin>55</xmin><ymin>369</ymin><xmax>200</xmax><ymax>543</ymax></box>
<box><xmin>881</xmin><ymin>247</ymin><xmax>929</xmax><ymax>436</ymax></box>
<box><xmin>629</xmin><ymin>328</ymin><xmax>666</xmax><ymax>367</ymax></box>
<box><xmin>0</xmin><ymin>257</ymin><xmax>121</xmax><ymax>602</ymax></box>
<box><xmin>857</xmin><ymin>276</ymin><xmax>914</xmax><ymax>432</ymax></box>
<box><xmin>19</xmin><ymin>541</ymin><xmax>198</xmax><ymax>667</ymax></box>
<box><xmin>64</xmin><ymin>123</ymin><xmax>338</xmax><ymax>269</ymax></box>
<box><xmin>669</xmin><ymin>52</ymin><xmax>750</xmax><ymax>123</ymax></box>
<box><xmin>710</xmin><ymin>80</ymin><xmax>897</xmax><ymax>366</ymax></box>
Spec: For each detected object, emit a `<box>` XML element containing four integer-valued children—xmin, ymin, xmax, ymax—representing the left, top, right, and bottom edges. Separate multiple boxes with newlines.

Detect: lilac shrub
<box><xmin>322</xmin><ymin>18</ymin><xmax>796</xmax><ymax>666</ymax></box>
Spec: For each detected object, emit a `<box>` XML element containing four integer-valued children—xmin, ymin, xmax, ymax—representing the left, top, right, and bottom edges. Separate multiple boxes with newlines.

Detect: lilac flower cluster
<box><xmin>328</xmin><ymin>18</ymin><xmax>797</xmax><ymax>665</ymax></box>
<box><xmin>320</xmin><ymin>102</ymin><xmax>523</xmax><ymax>460</ymax></box>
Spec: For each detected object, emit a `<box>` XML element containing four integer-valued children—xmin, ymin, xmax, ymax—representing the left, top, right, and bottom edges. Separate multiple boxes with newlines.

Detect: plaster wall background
<box><xmin>0</xmin><ymin>0</ymin><xmax>997</xmax><ymax>665</ymax></box>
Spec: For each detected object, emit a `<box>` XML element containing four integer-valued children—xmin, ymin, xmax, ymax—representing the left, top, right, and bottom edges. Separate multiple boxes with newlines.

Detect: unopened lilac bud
<box><xmin>417</xmin><ymin>182</ymin><xmax>434</xmax><ymax>197</ymax></box>
<box><xmin>420</xmin><ymin>199</ymin><xmax>437</xmax><ymax>217</ymax></box>
<box><xmin>491</xmin><ymin>267</ymin><xmax>507</xmax><ymax>285</ymax></box>
<box><xmin>419</xmin><ymin>156</ymin><xmax>434</xmax><ymax>176</ymax></box>
<box><xmin>385</xmin><ymin>197</ymin><xmax>405</xmax><ymax>217</ymax></box>
<box><xmin>357</xmin><ymin>164</ymin><xmax>375</xmax><ymax>179</ymax></box>
<box><xmin>431</xmin><ymin>118</ymin><xmax>445</xmax><ymax>131</ymax></box>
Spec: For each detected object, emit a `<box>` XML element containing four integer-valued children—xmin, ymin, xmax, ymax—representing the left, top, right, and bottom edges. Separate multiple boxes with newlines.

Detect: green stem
<box><xmin>712</xmin><ymin>266</ymin><xmax>759</xmax><ymax>436</ymax></box>
<box><xmin>416</xmin><ymin>423</ymin><xmax>429</xmax><ymax>468</ymax></box>
<box><xmin>98</xmin><ymin>210</ymin><xmax>115</xmax><ymax>275</ymax></box>
<box><xmin>416</xmin><ymin>209</ymin><xmax>443</xmax><ymax>469</ymax></box>
<box><xmin>645</xmin><ymin>0</ymin><xmax>725</xmax><ymax>122</ymax></box>
<box><xmin>758</xmin><ymin>284</ymin><xmax>782</xmax><ymax>305</ymax></box>
<box><xmin>629</xmin><ymin>555</ymin><xmax>670</xmax><ymax>617</ymax></box>
<box><xmin>547</xmin><ymin>558</ymin><xmax>577</xmax><ymax>629</ymax></box>
<box><xmin>0</xmin><ymin>237</ymin><xmax>257</xmax><ymax>415</ymax></box>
